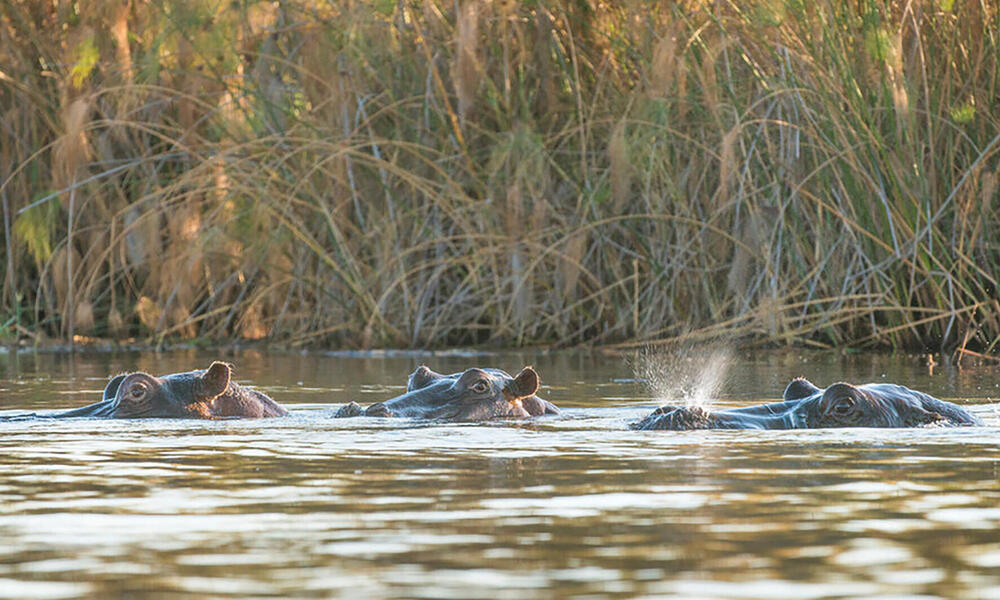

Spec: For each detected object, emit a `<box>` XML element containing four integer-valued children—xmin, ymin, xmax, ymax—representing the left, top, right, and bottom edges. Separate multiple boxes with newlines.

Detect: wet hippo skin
<box><xmin>631</xmin><ymin>377</ymin><xmax>983</xmax><ymax>430</ymax></box>
<box><xmin>35</xmin><ymin>362</ymin><xmax>287</xmax><ymax>419</ymax></box>
<box><xmin>336</xmin><ymin>365</ymin><xmax>556</xmax><ymax>421</ymax></box>
<box><xmin>405</xmin><ymin>365</ymin><xmax>559</xmax><ymax>416</ymax></box>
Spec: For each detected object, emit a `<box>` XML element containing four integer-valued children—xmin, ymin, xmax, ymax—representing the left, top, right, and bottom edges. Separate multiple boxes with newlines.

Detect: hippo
<box><xmin>15</xmin><ymin>362</ymin><xmax>287</xmax><ymax>420</ymax></box>
<box><xmin>405</xmin><ymin>366</ymin><xmax>560</xmax><ymax>416</ymax></box>
<box><xmin>335</xmin><ymin>365</ymin><xmax>555</xmax><ymax>421</ymax></box>
<box><xmin>630</xmin><ymin>377</ymin><xmax>983</xmax><ymax>430</ymax></box>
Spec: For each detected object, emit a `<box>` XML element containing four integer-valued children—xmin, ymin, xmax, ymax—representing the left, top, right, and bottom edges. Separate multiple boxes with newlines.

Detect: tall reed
<box><xmin>1</xmin><ymin>1</ymin><xmax>998</xmax><ymax>351</ymax></box>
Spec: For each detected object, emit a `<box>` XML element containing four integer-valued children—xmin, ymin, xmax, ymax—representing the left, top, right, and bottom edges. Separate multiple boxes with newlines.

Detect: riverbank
<box><xmin>3</xmin><ymin>2</ymin><xmax>998</xmax><ymax>352</ymax></box>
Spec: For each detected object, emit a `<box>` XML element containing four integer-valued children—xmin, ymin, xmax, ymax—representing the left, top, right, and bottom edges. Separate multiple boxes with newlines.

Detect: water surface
<box><xmin>1</xmin><ymin>349</ymin><xmax>998</xmax><ymax>599</ymax></box>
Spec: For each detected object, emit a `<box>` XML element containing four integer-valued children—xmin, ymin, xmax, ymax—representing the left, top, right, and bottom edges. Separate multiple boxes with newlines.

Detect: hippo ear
<box><xmin>199</xmin><ymin>362</ymin><xmax>232</xmax><ymax>399</ymax></box>
<box><xmin>503</xmin><ymin>367</ymin><xmax>539</xmax><ymax>400</ymax></box>
<box><xmin>783</xmin><ymin>377</ymin><xmax>821</xmax><ymax>401</ymax></box>
<box><xmin>407</xmin><ymin>365</ymin><xmax>444</xmax><ymax>392</ymax></box>
<box><xmin>104</xmin><ymin>374</ymin><xmax>128</xmax><ymax>401</ymax></box>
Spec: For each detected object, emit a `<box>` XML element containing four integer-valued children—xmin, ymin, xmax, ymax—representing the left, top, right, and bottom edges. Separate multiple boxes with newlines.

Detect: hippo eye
<box><xmin>834</xmin><ymin>397</ymin><xmax>854</xmax><ymax>414</ymax></box>
<box><xmin>472</xmin><ymin>381</ymin><xmax>489</xmax><ymax>394</ymax></box>
<box><xmin>129</xmin><ymin>384</ymin><xmax>147</xmax><ymax>399</ymax></box>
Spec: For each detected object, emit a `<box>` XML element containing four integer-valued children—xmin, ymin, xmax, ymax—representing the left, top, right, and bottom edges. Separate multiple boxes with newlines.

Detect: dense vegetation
<box><xmin>1</xmin><ymin>1</ymin><xmax>998</xmax><ymax>351</ymax></box>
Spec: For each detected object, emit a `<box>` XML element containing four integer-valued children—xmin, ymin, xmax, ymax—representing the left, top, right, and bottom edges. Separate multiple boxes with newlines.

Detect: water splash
<box><xmin>631</xmin><ymin>345</ymin><xmax>733</xmax><ymax>408</ymax></box>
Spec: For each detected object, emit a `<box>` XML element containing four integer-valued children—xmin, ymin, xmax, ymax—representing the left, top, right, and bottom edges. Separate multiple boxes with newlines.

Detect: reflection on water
<box><xmin>0</xmin><ymin>349</ymin><xmax>998</xmax><ymax>599</ymax></box>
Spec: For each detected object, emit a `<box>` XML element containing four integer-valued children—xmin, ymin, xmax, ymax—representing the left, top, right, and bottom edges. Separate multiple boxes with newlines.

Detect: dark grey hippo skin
<box><xmin>335</xmin><ymin>365</ymin><xmax>556</xmax><ymax>421</ymax></box>
<box><xmin>631</xmin><ymin>377</ymin><xmax>982</xmax><ymax>430</ymax></box>
<box><xmin>4</xmin><ymin>362</ymin><xmax>287</xmax><ymax>420</ymax></box>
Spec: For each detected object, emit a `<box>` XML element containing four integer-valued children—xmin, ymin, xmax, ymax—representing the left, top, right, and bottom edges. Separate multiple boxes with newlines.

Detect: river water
<box><xmin>1</xmin><ymin>349</ymin><xmax>998</xmax><ymax>599</ymax></box>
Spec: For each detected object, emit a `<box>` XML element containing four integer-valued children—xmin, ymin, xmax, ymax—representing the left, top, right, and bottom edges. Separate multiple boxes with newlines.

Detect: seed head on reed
<box><xmin>0</xmin><ymin>1</ymin><xmax>997</xmax><ymax>352</ymax></box>
<box><xmin>453</xmin><ymin>1</ymin><xmax>481</xmax><ymax>125</ymax></box>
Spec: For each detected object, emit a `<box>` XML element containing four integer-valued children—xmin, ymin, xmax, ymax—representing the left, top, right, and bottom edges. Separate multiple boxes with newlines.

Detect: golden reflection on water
<box><xmin>0</xmin><ymin>349</ymin><xmax>998</xmax><ymax>599</ymax></box>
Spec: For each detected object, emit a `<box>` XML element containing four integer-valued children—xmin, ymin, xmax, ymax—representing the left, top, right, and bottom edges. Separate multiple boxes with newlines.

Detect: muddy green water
<box><xmin>1</xmin><ymin>349</ymin><xmax>998</xmax><ymax>599</ymax></box>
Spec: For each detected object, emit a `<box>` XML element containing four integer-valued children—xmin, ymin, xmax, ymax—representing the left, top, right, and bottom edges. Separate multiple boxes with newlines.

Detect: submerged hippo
<box><xmin>28</xmin><ymin>362</ymin><xmax>287</xmax><ymax>419</ymax></box>
<box><xmin>335</xmin><ymin>365</ymin><xmax>556</xmax><ymax>421</ymax></box>
<box><xmin>406</xmin><ymin>366</ymin><xmax>560</xmax><ymax>416</ymax></box>
<box><xmin>631</xmin><ymin>377</ymin><xmax>982</xmax><ymax>430</ymax></box>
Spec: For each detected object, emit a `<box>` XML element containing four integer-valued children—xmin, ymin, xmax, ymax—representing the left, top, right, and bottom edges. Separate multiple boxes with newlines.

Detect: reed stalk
<box><xmin>0</xmin><ymin>0</ymin><xmax>997</xmax><ymax>351</ymax></box>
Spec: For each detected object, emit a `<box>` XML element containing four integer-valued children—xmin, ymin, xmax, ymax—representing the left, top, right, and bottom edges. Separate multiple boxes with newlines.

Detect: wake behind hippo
<box><xmin>336</xmin><ymin>365</ymin><xmax>556</xmax><ymax>421</ymax></box>
<box><xmin>631</xmin><ymin>377</ymin><xmax>982</xmax><ymax>430</ymax></box>
<box><xmin>9</xmin><ymin>362</ymin><xmax>287</xmax><ymax>420</ymax></box>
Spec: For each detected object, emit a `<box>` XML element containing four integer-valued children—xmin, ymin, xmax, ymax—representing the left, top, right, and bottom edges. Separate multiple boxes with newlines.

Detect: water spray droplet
<box><xmin>630</xmin><ymin>344</ymin><xmax>733</xmax><ymax>408</ymax></box>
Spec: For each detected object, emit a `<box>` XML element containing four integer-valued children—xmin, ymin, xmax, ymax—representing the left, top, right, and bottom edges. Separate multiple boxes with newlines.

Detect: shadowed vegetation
<box><xmin>1</xmin><ymin>0</ymin><xmax>998</xmax><ymax>351</ymax></box>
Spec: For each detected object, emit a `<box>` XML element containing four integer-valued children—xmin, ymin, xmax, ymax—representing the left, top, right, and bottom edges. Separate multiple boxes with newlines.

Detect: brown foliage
<box><xmin>1</xmin><ymin>1</ymin><xmax>998</xmax><ymax>352</ymax></box>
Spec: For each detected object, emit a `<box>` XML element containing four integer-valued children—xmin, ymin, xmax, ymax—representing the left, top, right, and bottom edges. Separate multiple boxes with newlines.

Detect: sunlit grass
<box><xmin>1</xmin><ymin>1</ymin><xmax>997</xmax><ymax>351</ymax></box>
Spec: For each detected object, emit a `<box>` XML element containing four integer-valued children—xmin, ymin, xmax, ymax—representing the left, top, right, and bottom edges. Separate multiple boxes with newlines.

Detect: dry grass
<box><xmin>1</xmin><ymin>0</ymin><xmax>998</xmax><ymax>352</ymax></box>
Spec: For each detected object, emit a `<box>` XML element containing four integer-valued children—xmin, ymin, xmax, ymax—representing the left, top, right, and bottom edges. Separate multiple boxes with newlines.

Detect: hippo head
<box><xmin>381</xmin><ymin>366</ymin><xmax>541</xmax><ymax>421</ymax></box>
<box><xmin>57</xmin><ymin>362</ymin><xmax>234</xmax><ymax>419</ymax></box>
<box><xmin>811</xmin><ymin>382</ymin><xmax>947</xmax><ymax>428</ymax></box>
<box><xmin>406</xmin><ymin>365</ymin><xmax>558</xmax><ymax>417</ymax></box>
<box><xmin>632</xmin><ymin>379</ymin><xmax>981</xmax><ymax>431</ymax></box>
